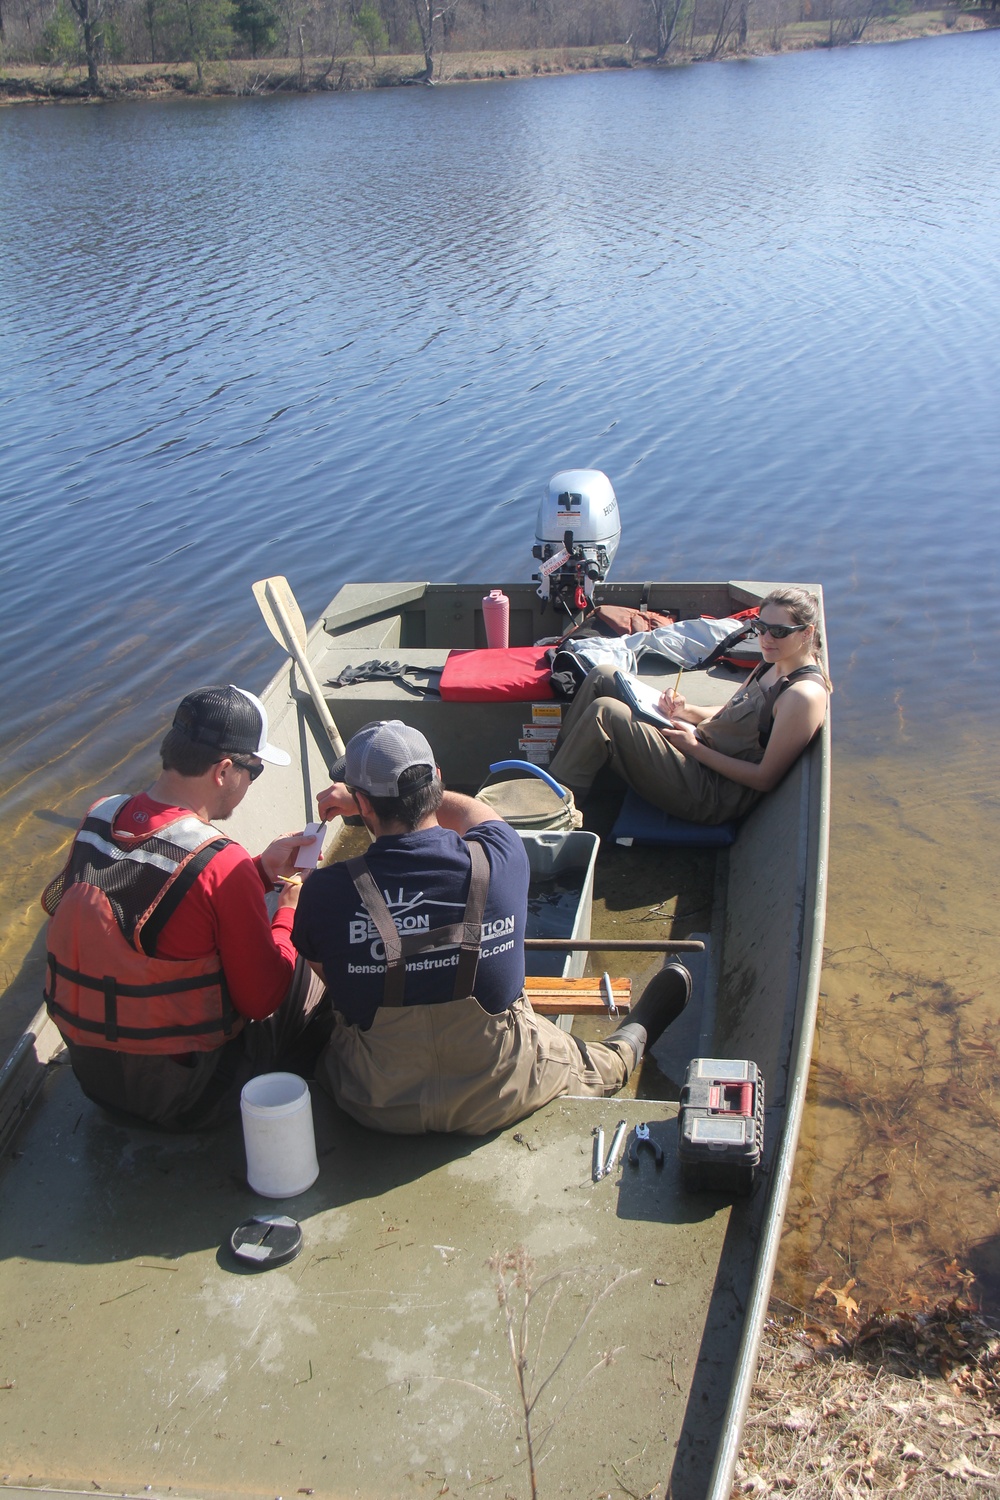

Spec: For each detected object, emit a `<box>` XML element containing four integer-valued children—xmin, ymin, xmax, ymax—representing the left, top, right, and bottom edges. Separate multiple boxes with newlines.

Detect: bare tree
<box><xmin>409</xmin><ymin>0</ymin><xmax>456</xmax><ymax>78</ymax></box>
<box><xmin>706</xmin><ymin>0</ymin><xmax>738</xmax><ymax>54</ymax></box>
<box><xmin>315</xmin><ymin>0</ymin><xmax>350</xmax><ymax>84</ymax></box>
<box><xmin>648</xmin><ymin>0</ymin><xmax>686</xmax><ymax>57</ymax></box>
<box><xmin>68</xmin><ymin>0</ymin><xmax>105</xmax><ymax>90</ymax></box>
<box><xmin>826</xmin><ymin>0</ymin><xmax>882</xmax><ymax>44</ymax></box>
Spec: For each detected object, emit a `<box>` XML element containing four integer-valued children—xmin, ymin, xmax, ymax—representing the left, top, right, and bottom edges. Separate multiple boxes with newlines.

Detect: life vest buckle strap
<box><xmin>47</xmin><ymin>954</ymin><xmax>226</xmax><ymax>998</ymax></box>
<box><xmin>44</xmin><ymin>951</ymin><xmax>57</xmax><ymax>1004</ymax></box>
<box><xmin>103</xmin><ymin>974</ymin><xmax>119</xmax><ymax>1042</ymax></box>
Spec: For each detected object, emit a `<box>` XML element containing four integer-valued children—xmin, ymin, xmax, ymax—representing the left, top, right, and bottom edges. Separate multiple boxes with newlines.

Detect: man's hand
<box><xmin>317</xmin><ymin>782</ymin><xmax>359</xmax><ymax>822</ymax></box>
<box><xmin>259</xmin><ymin>833</ymin><xmax>314</xmax><ymax>886</ymax></box>
<box><xmin>275</xmin><ymin>872</ymin><xmax>304</xmax><ymax>910</ymax></box>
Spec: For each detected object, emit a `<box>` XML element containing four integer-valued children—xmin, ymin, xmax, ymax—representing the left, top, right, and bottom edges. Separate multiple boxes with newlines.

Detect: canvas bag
<box><xmin>476</xmin><ymin>761</ymin><xmax>583</xmax><ymax>832</ymax></box>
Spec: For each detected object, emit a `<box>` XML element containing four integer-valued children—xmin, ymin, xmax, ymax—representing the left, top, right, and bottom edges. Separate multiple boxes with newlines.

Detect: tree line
<box><xmin>0</xmin><ymin>0</ymin><xmax>927</xmax><ymax>91</ymax></box>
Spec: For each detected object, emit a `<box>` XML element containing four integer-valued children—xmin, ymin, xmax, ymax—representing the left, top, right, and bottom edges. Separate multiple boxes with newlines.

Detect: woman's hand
<box><xmin>658</xmin><ymin>690</ymin><xmax>714</xmax><ymax>725</ymax></box>
<box><xmin>317</xmin><ymin>782</ymin><xmax>359</xmax><ymax>822</ymax></box>
<box><xmin>659</xmin><ymin>721</ymin><xmax>700</xmax><ymax>756</ymax></box>
<box><xmin>659</xmin><ymin>689</ymin><xmax>692</xmax><ymax>721</ymax></box>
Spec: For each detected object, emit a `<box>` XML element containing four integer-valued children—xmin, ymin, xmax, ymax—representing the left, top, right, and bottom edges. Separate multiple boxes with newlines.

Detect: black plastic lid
<box><xmin>229</xmin><ymin>1214</ymin><xmax>303</xmax><ymax>1268</ymax></box>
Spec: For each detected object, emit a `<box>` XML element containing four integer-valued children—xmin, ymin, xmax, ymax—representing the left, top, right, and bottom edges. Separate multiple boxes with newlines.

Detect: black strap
<box><xmin>103</xmin><ymin>975</ymin><xmax>118</xmax><ymax>1042</ymax></box>
<box><xmin>46</xmin><ymin>996</ymin><xmax>236</xmax><ymax>1042</ymax></box>
<box><xmin>693</xmin><ymin>621</ymin><xmax>758</xmax><ymax>671</ymax></box>
<box><xmin>346</xmin><ymin>840</ymin><xmax>491</xmax><ymax>1008</ymax></box>
<box><xmin>758</xmin><ymin>664</ymin><xmax>828</xmax><ymax>747</ymax></box>
<box><xmin>45</xmin><ymin>949</ymin><xmax>234</xmax><ymax>1042</ymax></box>
<box><xmin>137</xmin><ymin>838</ymin><xmax>231</xmax><ymax>956</ymax></box>
<box><xmin>47</xmin><ymin>953</ymin><xmax>228</xmax><ymax>999</ymax></box>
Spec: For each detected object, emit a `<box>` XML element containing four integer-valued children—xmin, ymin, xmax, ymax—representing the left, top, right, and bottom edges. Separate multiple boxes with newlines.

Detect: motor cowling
<box><xmin>532</xmin><ymin>469</ymin><xmax>621</xmax><ymax>617</ymax></box>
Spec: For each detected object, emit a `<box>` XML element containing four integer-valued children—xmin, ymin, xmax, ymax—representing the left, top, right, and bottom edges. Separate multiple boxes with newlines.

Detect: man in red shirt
<box><xmin>43</xmin><ymin>685</ymin><xmax>328</xmax><ymax>1130</ymax></box>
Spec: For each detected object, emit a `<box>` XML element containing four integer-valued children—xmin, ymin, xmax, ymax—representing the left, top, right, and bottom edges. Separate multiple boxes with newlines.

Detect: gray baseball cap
<box><xmin>333</xmin><ymin>720</ymin><xmax>438</xmax><ymax>798</ymax></box>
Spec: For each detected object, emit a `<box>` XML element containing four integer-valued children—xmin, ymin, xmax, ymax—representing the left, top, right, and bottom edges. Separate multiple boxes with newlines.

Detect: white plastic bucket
<box><xmin>240</xmin><ymin>1072</ymin><xmax>319</xmax><ymax>1199</ymax></box>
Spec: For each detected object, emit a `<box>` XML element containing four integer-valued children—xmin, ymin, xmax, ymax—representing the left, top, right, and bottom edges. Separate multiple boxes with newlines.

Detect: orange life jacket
<box><xmin>43</xmin><ymin>795</ymin><xmax>243</xmax><ymax>1055</ymax></box>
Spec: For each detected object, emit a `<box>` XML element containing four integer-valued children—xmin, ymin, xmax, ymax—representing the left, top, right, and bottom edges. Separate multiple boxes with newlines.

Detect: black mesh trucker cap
<box><xmin>172</xmin><ymin>685</ymin><xmax>291</xmax><ymax>766</ymax></box>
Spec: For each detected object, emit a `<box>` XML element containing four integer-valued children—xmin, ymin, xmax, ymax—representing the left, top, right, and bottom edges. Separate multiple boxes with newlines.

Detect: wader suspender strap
<box><xmin>451</xmin><ymin>840</ymin><xmax>489</xmax><ymax>1002</ymax></box>
<box><xmin>345</xmin><ymin>841</ymin><xmax>491</xmax><ymax>1009</ymax></box>
<box><xmin>757</xmin><ymin>663</ymin><xmax>827</xmax><ymax>748</ymax></box>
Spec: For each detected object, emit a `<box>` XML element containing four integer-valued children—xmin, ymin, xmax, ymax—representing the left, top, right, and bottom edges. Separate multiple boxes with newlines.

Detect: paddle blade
<box><xmin>252</xmin><ymin>575</ymin><xmax>307</xmax><ymax>651</ymax></box>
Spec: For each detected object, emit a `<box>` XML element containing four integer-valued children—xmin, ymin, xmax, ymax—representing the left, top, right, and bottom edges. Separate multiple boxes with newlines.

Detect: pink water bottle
<box><xmin>483</xmin><ymin>589</ymin><xmax>510</xmax><ymax>649</ymax></box>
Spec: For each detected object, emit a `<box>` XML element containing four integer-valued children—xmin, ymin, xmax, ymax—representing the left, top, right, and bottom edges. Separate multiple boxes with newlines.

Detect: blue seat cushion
<box><xmin>611</xmin><ymin>789</ymin><xmax>739</xmax><ymax>848</ymax></box>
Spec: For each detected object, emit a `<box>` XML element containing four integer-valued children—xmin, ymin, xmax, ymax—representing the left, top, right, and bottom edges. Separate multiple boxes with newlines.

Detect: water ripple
<box><xmin>0</xmin><ymin>33</ymin><xmax>998</xmax><ymax>821</ymax></box>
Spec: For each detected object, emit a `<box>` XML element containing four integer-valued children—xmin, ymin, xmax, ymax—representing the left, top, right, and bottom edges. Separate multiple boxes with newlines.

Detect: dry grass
<box><xmin>1</xmin><ymin>13</ymin><xmax>995</xmax><ymax>106</ymax></box>
<box><xmin>736</xmin><ymin>1303</ymin><xmax>1000</xmax><ymax>1497</ymax></box>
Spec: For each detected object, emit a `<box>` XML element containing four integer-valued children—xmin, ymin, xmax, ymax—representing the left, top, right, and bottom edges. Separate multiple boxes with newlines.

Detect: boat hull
<box><xmin>0</xmin><ymin>578</ymin><xmax>829</xmax><ymax>1500</ymax></box>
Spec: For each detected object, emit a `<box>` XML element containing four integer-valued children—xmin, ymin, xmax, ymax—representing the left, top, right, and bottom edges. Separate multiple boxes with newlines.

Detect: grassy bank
<box><xmin>738</xmin><ymin>1296</ymin><xmax>1000</xmax><ymax>1495</ymax></box>
<box><xmin>0</xmin><ymin>9</ymin><xmax>995</xmax><ymax>105</ymax></box>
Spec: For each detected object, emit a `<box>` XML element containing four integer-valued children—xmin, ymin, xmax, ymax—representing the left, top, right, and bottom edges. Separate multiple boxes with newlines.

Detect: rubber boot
<box><xmin>604</xmin><ymin>960</ymin><xmax>692</xmax><ymax>1072</ymax></box>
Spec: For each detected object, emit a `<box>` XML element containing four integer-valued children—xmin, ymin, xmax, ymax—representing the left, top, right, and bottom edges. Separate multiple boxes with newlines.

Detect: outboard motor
<box><xmin>532</xmin><ymin>469</ymin><xmax>621</xmax><ymax>618</ymax></box>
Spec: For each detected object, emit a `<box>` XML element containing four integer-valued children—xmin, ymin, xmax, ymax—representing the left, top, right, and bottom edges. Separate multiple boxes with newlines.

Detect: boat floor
<box><xmin>0</xmin><ymin>1053</ymin><xmax>758</xmax><ymax>1500</ymax></box>
<box><xmin>0</xmin><ymin>820</ymin><xmax>766</xmax><ymax>1500</ymax></box>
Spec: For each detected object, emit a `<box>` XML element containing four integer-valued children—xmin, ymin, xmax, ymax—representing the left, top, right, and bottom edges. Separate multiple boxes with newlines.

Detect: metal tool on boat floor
<box><xmin>592</xmin><ymin>1125</ymin><xmax>605</xmax><ymax>1183</ymax></box>
<box><xmin>601</xmin><ymin>970</ymin><xmax>617</xmax><ymax>1018</ymax></box>
<box><xmin>602</xmin><ymin>1118</ymin><xmax>628</xmax><ymax>1178</ymax></box>
<box><xmin>629</xmin><ymin>1121</ymin><xmax>664</xmax><ymax>1169</ymax></box>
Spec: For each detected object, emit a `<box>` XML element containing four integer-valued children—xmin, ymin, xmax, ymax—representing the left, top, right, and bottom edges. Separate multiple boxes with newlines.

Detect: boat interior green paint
<box><xmin>0</xmin><ymin>580</ymin><xmax>829</xmax><ymax>1500</ymax></box>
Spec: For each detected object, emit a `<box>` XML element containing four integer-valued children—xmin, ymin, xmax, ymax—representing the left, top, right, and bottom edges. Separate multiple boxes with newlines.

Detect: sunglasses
<box><xmin>751</xmin><ymin>619</ymin><xmax>808</xmax><ymax>641</ymax></box>
<box><xmin>229</xmin><ymin>756</ymin><xmax>264</xmax><ymax>782</ymax></box>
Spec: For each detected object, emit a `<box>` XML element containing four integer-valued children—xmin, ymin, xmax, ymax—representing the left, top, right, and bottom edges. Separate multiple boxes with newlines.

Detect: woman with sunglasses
<box><xmin>547</xmin><ymin>587</ymin><xmax>830</xmax><ymax>826</ymax></box>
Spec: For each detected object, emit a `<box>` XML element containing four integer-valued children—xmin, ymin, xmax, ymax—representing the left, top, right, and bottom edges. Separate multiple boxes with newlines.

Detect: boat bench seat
<box><xmin>524</xmin><ymin>975</ymin><xmax>631</xmax><ymax>1015</ymax></box>
<box><xmin>307</xmin><ymin>646</ymin><xmax>745</xmax><ymax>790</ymax></box>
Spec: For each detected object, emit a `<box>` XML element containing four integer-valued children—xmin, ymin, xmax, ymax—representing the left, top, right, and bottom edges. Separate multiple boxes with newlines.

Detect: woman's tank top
<box><xmin>697</xmin><ymin>663</ymin><xmax>827</xmax><ymax>764</ymax></box>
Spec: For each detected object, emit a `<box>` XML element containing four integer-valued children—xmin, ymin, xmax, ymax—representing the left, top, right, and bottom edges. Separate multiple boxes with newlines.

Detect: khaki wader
<box><xmin>548</xmin><ymin>663</ymin><xmax>825</xmax><ymax>825</ymax></box>
<box><xmin>317</xmin><ymin>840</ymin><xmax>631</xmax><ymax>1136</ymax></box>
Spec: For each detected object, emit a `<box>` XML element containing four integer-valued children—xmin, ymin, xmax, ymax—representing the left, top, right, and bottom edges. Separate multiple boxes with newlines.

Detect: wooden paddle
<box><xmin>252</xmin><ymin>575</ymin><xmax>346</xmax><ymax>764</ymax></box>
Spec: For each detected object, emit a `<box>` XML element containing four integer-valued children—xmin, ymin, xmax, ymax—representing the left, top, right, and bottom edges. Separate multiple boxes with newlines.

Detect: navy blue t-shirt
<box><xmin>292</xmin><ymin>819</ymin><xmax>529</xmax><ymax>1029</ymax></box>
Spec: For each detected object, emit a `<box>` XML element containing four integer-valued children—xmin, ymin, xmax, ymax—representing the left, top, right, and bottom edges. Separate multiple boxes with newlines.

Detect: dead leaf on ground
<box><xmin>814</xmin><ymin>1275</ymin><xmax>860</xmax><ymax>1320</ymax></box>
<box><xmin>939</xmin><ymin>1453</ymin><xmax>999</xmax><ymax>1481</ymax></box>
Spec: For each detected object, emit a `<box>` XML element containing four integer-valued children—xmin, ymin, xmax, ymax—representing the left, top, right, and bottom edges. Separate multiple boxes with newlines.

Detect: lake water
<box><xmin>1</xmin><ymin>32</ymin><xmax>998</xmax><ymax>1312</ymax></box>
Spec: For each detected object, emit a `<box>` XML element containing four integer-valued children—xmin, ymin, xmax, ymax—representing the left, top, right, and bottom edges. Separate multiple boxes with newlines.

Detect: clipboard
<box><xmin>614</xmin><ymin>671</ymin><xmax>676</xmax><ymax>729</ymax></box>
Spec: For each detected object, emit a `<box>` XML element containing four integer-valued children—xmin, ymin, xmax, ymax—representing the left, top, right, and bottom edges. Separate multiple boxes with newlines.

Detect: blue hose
<box><xmin>487</xmin><ymin>760</ymin><xmax>568</xmax><ymax>800</ymax></box>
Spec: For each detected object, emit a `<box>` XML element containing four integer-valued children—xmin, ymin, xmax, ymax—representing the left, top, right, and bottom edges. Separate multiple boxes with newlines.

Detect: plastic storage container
<box><xmin>520</xmin><ymin>828</ymin><xmax>600</xmax><ymax>998</ymax></box>
<box><xmin>241</xmin><ymin>1072</ymin><xmax>320</xmax><ymax>1199</ymax></box>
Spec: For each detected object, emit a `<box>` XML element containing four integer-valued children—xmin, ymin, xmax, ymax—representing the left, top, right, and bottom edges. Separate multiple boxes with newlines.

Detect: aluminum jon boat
<box><xmin>0</xmin><ymin>576</ymin><xmax>829</xmax><ymax>1500</ymax></box>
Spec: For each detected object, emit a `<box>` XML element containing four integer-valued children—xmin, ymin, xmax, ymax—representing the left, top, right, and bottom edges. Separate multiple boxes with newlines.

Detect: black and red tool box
<box><xmin>677</xmin><ymin>1058</ymin><xmax>764</xmax><ymax>1196</ymax></box>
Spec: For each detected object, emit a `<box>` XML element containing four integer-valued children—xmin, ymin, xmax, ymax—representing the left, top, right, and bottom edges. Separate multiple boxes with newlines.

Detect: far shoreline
<box><xmin>0</xmin><ymin>8</ymin><xmax>995</xmax><ymax>108</ymax></box>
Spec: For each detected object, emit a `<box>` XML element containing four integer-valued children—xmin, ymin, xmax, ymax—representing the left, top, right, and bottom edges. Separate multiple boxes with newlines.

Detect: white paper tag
<box><xmin>294</xmin><ymin>822</ymin><xmax>326</xmax><ymax>870</ymax></box>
